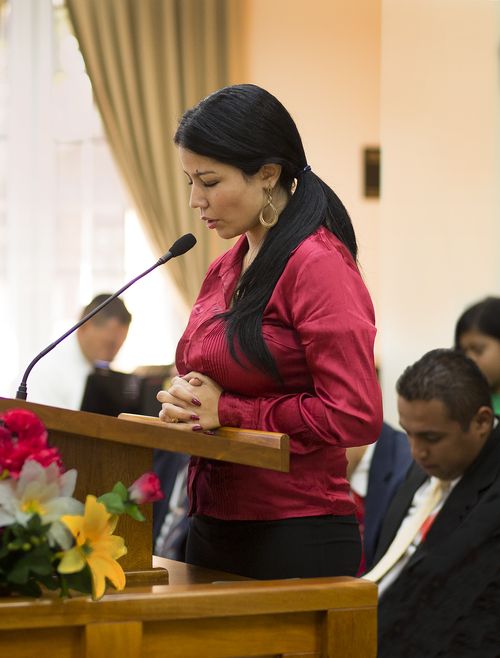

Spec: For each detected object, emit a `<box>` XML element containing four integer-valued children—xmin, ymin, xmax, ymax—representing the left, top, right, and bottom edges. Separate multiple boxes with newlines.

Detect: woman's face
<box><xmin>459</xmin><ymin>329</ymin><xmax>500</xmax><ymax>392</ymax></box>
<box><xmin>178</xmin><ymin>148</ymin><xmax>269</xmax><ymax>242</ymax></box>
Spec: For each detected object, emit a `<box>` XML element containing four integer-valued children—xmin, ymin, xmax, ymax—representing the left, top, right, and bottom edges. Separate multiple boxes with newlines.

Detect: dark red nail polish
<box><xmin>203</xmin><ymin>430</ymin><xmax>216</xmax><ymax>436</ymax></box>
<box><xmin>192</xmin><ymin>424</ymin><xmax>203</xmax><ymax>431</ymax></box>
<box><xmin>191</xmin><ymin>398</ymin><xmax>202</xmax><ymax>407</ymax></box>
<box><xmin>190</xmin><ymin>414</ymin><xmax>200</xmax><ymax>421</ymax></box>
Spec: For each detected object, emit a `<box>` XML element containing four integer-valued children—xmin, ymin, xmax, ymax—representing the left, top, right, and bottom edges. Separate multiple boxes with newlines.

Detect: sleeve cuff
<box><xmin>218</xmin><ymin>392</ymin><xmax>258</xmax><ymax>428</ymax></box>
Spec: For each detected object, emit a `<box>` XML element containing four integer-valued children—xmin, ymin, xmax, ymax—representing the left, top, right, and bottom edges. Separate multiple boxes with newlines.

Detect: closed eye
<box><xmin>420</xmin><ymin>434</ymin><xmax>445</xmax><ymax>443</ymax></box>
<box><xmin>185</xmin><ymin>179</ymin><xmax>218</xmax><ymax>188</ymax></box>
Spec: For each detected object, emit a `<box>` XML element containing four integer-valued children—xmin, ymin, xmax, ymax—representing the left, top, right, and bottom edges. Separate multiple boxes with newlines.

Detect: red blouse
<box><xmin>176</xmin><ymin>226</ymin><xmax>382</xmax><ymax>520</ymax></box>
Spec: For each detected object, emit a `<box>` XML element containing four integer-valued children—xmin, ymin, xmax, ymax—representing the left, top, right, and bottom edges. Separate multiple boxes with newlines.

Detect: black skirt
<box><xmin>186</xmin><ymin>513</ymin><xmax>361</xmax><ymax>580</ymax></box>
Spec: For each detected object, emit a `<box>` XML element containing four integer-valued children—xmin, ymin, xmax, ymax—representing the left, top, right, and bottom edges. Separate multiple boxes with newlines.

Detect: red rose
<box><xmin>1</xmin><ymin>409</ymin><xmax>47</xmax><ymax>444</ymax></box>
<box><xmin>0</xmin><ymin>409</ymin><xmax>62</xmax><ymax>478</ymax></box>
<box><xmin>0</xmin><ymin>436</ymin><xmax>62</xmax><ymax>479</ymax></box>
<box><xmin>128</xmin><ymin>472</ymin><xmax>164</xmax><ymax>504</ymax></box>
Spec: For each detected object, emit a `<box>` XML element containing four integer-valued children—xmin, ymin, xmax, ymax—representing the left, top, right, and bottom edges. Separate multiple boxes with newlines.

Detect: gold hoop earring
<box><xmin>259</xmin><ymin>186</ymin><xmax>278</xmax><ymax>228</ymax></box>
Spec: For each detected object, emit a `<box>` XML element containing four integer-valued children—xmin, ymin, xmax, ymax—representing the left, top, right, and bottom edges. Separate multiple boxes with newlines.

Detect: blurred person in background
<box><xmin>455</xmin><ymin>296</ymin><xmax>500</xmax><ymax>415</ymax></box>
<box><xmin>22</xmin><ymin>294</ymin><xmax>131</xmax><ymax>410</ymax></box>
<box><xmin>347</xmin><ymin>420</ymin><xmax>412</xmax><ymax>573</ymax></box>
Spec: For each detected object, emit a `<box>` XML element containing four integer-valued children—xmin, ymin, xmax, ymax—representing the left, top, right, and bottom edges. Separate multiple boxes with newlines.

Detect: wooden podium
<box><xmin>0</xmin><ymin>397</ymin><xmax>289</xmax><ymax>572</ymax></box>
<box><xmin>0</xmin><ymin>400</ymin><xmax>377</xmax><ymax>657</ymax></box>
<box><xmin>0</xmin><ymin>557</ymin><xmax>378</xmax><ymax>657</ymax></box>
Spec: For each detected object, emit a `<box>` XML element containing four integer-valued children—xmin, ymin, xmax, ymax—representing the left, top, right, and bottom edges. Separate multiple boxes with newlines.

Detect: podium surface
<box><xmin>0</xmin><ymin>558</ymin><xmax>377</xmax><ymax>658</ymax></box>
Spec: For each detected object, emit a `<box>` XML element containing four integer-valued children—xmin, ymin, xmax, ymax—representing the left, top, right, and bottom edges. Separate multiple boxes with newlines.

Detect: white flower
<box><xmin>0</xmin><ymin>460</ymin><xmax>83</xmax><ymax>548</ymax></box>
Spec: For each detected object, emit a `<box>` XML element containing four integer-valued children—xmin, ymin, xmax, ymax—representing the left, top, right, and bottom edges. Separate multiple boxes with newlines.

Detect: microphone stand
<box><xmin>16</xmin><ymin>233</ymin><xmax>196</xmax><ymax>400</ymax></box>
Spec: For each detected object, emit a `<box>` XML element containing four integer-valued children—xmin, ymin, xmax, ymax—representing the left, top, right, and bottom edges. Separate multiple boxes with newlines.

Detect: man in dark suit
<box><xmin>365</xmin><ymin>348</ymin><xmax>500</xmax><ymax>658</ymax></box>
<box><xmin>362</xmin><ymin>422</ymin><xmax>412</xmax><ymax>570</ymax></box>
<box><xmin>348</xmin><ymin>423</ymin><xmax>412</xmax><ymax>572</ymax></box>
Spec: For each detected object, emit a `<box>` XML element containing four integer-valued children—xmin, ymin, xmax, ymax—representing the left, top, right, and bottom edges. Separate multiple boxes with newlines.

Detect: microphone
<box><xmin>15</xmin><ymin>233</ymin><xmax>197</xmax><ymax>400</ymax></box>
<box><xmin>158</xmin><ymin>232</ymin><xmax>196</xmax><ymax>262</ymax></box>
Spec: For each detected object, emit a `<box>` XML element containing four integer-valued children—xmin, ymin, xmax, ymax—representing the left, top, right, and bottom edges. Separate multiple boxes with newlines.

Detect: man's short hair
<box><xmin>80</xmin><ymin>294</ymin><xmax>132</xmax><ymax>326</ymax></box>
<box><xmin>396</xmin><ymin>348</ymin><xmax>492</xmax><ymax>429</ymax></box>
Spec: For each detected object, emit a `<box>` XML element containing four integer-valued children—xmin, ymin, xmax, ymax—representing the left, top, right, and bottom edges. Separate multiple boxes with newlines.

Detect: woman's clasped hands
<box><xmin>157</xmin><ymin>372</ymin><xmax>222</xmax><ymax>432</ymax></box>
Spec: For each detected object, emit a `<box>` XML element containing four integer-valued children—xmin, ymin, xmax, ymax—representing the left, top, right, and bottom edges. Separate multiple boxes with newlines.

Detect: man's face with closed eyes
<box><xmin>397</xmin><ymin>396</ymin><xmax>492</xmax><ymax>480</ymax></box>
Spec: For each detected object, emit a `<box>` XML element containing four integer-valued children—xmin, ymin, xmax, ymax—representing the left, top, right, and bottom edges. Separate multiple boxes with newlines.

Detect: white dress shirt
<box><xmin>349</xmin><ymin>442</ymin><xmax>376</xmax><ymax>497</ymax></box>
<box><xmin>23</xmin><ymin>332</ymin><xmax>93</xmax><ymax>410</ymax></box>
<box><xmin>377</xmin><ymin>475</ymin><xmax>460</xmax><ymax>596</ymax></box>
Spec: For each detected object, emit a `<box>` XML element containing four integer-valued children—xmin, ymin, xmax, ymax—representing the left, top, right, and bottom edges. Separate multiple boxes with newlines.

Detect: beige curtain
<box><xmin>66</xmin><ymin>0</ymin><xmax>229</xmax><ymax>305</ymax></box>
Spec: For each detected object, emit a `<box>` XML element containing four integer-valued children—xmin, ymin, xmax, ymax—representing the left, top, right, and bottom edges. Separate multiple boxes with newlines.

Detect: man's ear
<box><xmin>472</xmin><ymin>405</ymin><xmax>494</xmax><ymax>436</ymax></box>
<box><xmin>259</xmin><ymin>163</ymin><xmax>282</xmax><ymax>187</ymax></box>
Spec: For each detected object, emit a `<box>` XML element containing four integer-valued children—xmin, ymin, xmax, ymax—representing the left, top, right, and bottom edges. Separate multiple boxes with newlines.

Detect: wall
<box><xmin>232</xmin><ymin>0</ymin><xmax>382</xmax><ymax>310</ymax></box>
<box><xmin>232</xmin><ymin>0</ymin><xmax>500</xmax><ymax>425</ymax></box>
<box><xmin>379</xmin><ymin>0</ymin><xmax>500</xmax><ymax>422</ymax></box>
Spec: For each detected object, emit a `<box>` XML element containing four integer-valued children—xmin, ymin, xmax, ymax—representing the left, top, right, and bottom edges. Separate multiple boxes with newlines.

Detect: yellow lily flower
<box><xmin>58</xmin><ymin>495</ymin><xmax>127</xmax><ymax>599</ymax></box>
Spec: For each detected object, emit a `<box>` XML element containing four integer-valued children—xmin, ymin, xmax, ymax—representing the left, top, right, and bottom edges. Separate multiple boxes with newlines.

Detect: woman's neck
<box><xmin>242</xmin><ymin>232</ymin><xmax>266</xmax><ymax>273</ymax></box>
<box><xmin>241</xmin><ymin>187</ymin><xmax>290</xmax><ymax>273</ymax></box>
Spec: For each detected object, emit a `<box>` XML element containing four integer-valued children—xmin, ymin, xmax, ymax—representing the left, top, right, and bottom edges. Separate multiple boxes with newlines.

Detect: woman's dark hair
<box><xmin>397</xmin><ymin>349</ymin><xmax>492</xmax><ymax>430</ymax></box>
<box><xmin>454</xmin><ymin>297</ymin><xmax>500</xmax><ymax>349</ymax></box>
<box><xmin>174</xmin><ymin>84</ymin><xmax>357</xmax><ymax>379</ymax></box>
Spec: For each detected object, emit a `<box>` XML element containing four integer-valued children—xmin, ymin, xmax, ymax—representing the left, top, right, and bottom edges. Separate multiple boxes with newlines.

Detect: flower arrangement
<box><xmin>0</xmin><ymin>408</ymin><xmax>163</xmax><ymax>600</ymax></box>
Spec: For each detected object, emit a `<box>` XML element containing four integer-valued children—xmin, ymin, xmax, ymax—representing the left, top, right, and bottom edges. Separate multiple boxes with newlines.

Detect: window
<box><xmin>0</xmin><ymin>0</ymin><xmax>188</xmax><ymax>396</ymax></box>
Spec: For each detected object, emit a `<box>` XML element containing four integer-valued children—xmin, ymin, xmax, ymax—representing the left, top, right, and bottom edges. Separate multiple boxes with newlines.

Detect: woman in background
<box><xmin>455</xmin><ymin>296</ymin><xmax>500</xmax><ymax>415</ymax></box>
<box><xmin>157</xmin><ymin>84</ymin><xmax>382</xmax><ymax>579</ymax></box>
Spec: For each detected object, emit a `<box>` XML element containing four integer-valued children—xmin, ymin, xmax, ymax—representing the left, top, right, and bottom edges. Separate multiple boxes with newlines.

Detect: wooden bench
<box><xmin>0</xmin><ymin>558</ymin><xmax>377</xmax><ymax>658</ymax></box>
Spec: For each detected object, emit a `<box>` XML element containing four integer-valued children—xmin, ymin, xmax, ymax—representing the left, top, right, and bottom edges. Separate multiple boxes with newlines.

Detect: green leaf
<box><xmin>8</xmin><ymin>546</ymin><xmax>54</xmax><ymax>584</ymax></box>
<box><xmin>112</xmin><ymin>481</ymin><xmax>128</xmax><ymax>499</ymax></box>
<box><xmin>14</xmin><ymin>579</ymin><xmax>42</xmax><ymax>597</ymax></box>
<box><xmin>39</xmin><ymin>573</ymin><xmax>59</xmax><ymax>591</ymax></box>
<box><xmin>60</xmin><ymin>564</ymin><xmax>92</xmax><ymax>595</ymax></box>
<box><xmin>98</xmin><ymin>492</ymin><xmax>126</xmax><ymax>514</ymax></box>
<box><xmin>124</xmin><ymin>503</ymin><xmax>145</xmax><ymax>522</ymax></box>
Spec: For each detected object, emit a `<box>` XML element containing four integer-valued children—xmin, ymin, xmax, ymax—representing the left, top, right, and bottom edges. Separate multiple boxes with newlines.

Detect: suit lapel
<box><xmin>408</xmin><ymin>425</ymin><xmax>500</xmax><ymax>566</ymax></box>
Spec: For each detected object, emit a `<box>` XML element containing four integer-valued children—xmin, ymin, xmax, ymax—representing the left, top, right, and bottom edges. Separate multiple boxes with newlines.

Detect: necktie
<box><xmin>364</xmin><ymin>478</ymin><xmax>450</xmax><ymax>583</ymax></box>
